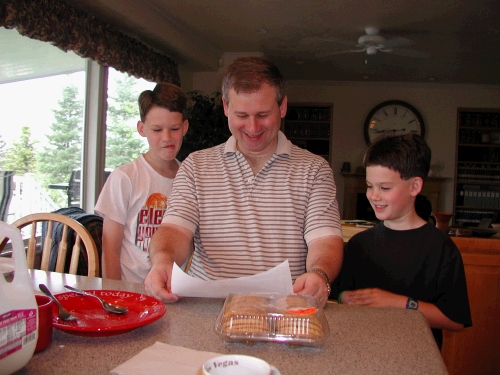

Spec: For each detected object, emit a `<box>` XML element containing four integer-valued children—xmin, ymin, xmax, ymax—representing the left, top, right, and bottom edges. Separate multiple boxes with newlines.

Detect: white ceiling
<box><xmin>0</xmin><ymin>28</ymin><xmax>84</xmax><ymax>84</ymax></box>
<box><xmin>8</xmin><ymin>0</ymin><xmax>500</xmax><ymax>85</ymax></box>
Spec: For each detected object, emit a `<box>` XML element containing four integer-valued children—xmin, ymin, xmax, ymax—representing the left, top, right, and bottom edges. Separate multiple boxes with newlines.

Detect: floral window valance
<box><xmin>0</xmin><ymin>0</ymin><xmax>180</xmax><ymax>85</ymax></box>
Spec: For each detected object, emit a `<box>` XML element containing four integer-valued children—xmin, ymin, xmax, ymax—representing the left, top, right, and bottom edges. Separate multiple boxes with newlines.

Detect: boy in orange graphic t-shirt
<box><xmin>95</xmin><ymin>83</ymin><xmax>188</xmax><ymax>282</ymax></box>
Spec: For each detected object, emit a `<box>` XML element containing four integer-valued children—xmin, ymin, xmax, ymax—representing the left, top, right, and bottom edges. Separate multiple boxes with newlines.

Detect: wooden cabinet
<box><xmin>441</xmin><ymin>235</ymin><xmax>500</xmax><ymax>375</ymax></box>
<box><xmin>282</xmin><ymin>103</ymin><xmax>332</xmax><ymax>163</ymax></box>
<box><xmin>453</xmin><ymin>109</ymin><xmax>500</xmax><ymax>226</ymax></box>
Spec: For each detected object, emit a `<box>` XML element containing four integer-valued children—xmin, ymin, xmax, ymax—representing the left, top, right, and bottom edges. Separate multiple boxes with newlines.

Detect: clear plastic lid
<box><xmin>214</xmin><ymin>293</ymin><xmax>329</xmax><ymax>347</ymax></box>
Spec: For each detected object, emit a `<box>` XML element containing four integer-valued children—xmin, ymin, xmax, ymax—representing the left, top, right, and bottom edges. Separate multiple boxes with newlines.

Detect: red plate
<box><xmin>52</xmin><ymin>290</ymin><xmax>166</xmax><ymax>336</ymax></box>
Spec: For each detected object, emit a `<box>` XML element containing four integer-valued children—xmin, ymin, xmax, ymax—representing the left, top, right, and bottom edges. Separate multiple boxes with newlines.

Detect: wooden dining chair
<box><xmin>10</xmin><ymin>212</ymin><xmax>99</xmax><ymax>277</ymax></box>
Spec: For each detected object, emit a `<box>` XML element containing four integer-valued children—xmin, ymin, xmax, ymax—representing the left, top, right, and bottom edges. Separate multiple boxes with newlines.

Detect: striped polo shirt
<box><xmin>164</xmin><ymin>131</ymin><xmax>342</xmax><ymax>280</ymax></box>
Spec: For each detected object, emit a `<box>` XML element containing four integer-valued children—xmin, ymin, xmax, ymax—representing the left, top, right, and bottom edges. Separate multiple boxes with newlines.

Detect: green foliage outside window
<box><xmin>13</xmin><ymin>75</ymin><xmax>148</xmax><ymax>207</ymax></box>
<box><xmin>3</xmin><ymin>126</ymin><xmax>37</xmax><ymax>175</ymax></box>
<box><xmin>37</xmin><ymin>84</ymin><xmax>83</xmax><ymax>205</ymax></box>
<box><xmin>106</xmin><ymin>75</ymin><xmax>147</xmax><ymax>168</ymax></box>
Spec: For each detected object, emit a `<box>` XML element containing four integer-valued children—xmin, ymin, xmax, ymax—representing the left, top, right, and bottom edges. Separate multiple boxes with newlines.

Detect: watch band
<box><xmin>406</xmin><ymin>297</ymin><xmax>418</xmax><ymax>310</ymax></box>
<box><xmin>310</xmin><ymin>268</ymin><xmax>331</xmax><ymax>294</ymax></box>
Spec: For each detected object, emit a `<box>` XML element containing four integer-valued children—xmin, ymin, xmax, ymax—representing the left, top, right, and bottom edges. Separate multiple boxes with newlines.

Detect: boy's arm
<box><xmin>101</xmin><ymin>215</ymin><xmax>124</xmax><ymax>280</ymax></box>
<box><xmin>339</xmin><ymin>288</ymin><xmax>464</xmax><ymax>331</ymax></box>
<box><xmin>415</xmin><ymin>300</ymin><xmax>464</xmax><ymax>331</ymax></box>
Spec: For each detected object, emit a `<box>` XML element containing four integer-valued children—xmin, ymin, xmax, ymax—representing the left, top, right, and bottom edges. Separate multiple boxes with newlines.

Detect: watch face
<box><xmin>364</xmin><ymin>101</ymin><xmax>425</xmax><ymax>144</ymax></box>
<box><xmin>406</xmin><ymin>297</ymin><xmax>419</xmax><ymax>310</ymax></box>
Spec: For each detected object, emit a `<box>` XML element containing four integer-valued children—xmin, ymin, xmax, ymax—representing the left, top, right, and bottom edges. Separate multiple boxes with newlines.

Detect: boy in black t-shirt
<box><xmin>336</xmin><ymin>134</ymin><xmax>472</xmax><ymax>348</ymax></box>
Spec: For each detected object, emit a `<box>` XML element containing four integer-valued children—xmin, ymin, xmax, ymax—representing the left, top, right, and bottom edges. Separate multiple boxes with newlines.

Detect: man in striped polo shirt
<box><xmin>145</xmin><ymin>57</ymin><xmax>344</xmax><ymax>307</ymax></box>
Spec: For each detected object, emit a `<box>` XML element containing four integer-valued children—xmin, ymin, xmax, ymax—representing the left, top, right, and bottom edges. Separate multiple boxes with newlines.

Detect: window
<box><xmin>105</xmin><ymin>68</ymin><xmax>154</xmax><ymax>170</ymax></box>
<box><xmin>0</xmin><ymin>28</ymin><xmax>155</xmax><ymax>224</ymax></box>
<box><xmin>0</xmin><ymin>28</ymin><xmax>86</xmax><ymax>223</ymax></box>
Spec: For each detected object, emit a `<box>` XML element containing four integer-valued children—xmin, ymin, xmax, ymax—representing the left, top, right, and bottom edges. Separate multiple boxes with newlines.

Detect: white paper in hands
<box><xmin>171</xmin><ymin>260</ymin><xmax>293</xmax><ymax>298</ymax></box>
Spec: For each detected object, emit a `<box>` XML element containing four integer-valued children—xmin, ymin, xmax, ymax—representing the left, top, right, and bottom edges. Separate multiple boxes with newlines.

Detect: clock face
<box><xmin>364</xmin><ymin>100</ymin><xmax>425</xmax><ymax>144</ymax></box>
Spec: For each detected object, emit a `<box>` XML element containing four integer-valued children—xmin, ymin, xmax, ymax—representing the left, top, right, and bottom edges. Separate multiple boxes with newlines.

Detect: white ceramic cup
<box><xmin>202</xmin><ymin>355</ymin><xmax>280</xmax><ymax>375</ymax></box>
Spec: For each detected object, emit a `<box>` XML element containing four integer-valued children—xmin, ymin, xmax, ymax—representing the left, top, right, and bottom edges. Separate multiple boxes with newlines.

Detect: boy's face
<box><xmin>365</xmin><ymin>165</ymin><xmax>422</xmax><ymax>228</ymax></box>
<box><xmin>137</xmin><ymin>105</ymin><xmax>188</xmax><ymax>162</ymax></box>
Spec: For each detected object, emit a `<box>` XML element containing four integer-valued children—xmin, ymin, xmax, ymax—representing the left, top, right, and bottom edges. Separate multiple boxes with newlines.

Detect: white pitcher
<box><xmin>0</xmin><ymin>221</ymin><xmax>37</xmax><ymax>375</ymax></box>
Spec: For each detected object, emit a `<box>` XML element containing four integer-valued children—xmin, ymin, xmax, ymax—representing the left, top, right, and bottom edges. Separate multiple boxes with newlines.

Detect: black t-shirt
<box><xmin>337</xmin><ymin>222</ymin><xmax>472</xmax><ymax>348</ymax></box>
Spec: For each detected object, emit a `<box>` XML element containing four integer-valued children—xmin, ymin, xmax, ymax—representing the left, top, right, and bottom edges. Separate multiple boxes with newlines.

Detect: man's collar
<box><xmin>224</xmin><ymin>135</ymin><xmax>237</xmax><ymax>153</ymax></box>
<box><xmin>224</xmin><ymin>131</ymin><xmax>291</xmax><ymax>156</ymax></box>
<box><xmin>276</xmin><ymin>131</ymin><xmax>291</xmax><ymax>155</ymax></box>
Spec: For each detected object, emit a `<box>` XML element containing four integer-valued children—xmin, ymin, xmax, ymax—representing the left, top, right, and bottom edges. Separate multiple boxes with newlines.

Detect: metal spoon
<box><xmin>64</xmin><ymin>285</ymin><xmax>128</xmax><ymax>314</ymax></box>
<box><xmin>39</xmin><ymin>283</ymin><xmax>78</xmax><ymax>321</ymax></box>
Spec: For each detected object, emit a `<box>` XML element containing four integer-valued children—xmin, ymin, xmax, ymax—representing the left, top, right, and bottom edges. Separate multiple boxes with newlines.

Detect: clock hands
<box><xmin>370</xmin><ymin>128</ymin><xmax>406</xmax><ymax>134</ymax></box>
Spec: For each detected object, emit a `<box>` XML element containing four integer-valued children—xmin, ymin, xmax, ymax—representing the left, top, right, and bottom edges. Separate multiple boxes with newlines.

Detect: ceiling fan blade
<box><xmin>316</xmin><ymin>49</ymin><xmax>366</xmax><ymax>57</ymax></box>
<box><xmin>382</xmin><ymin>48</ymin><xmax>430</xmax><ymax>58</ymax></box>
<box><xmin>383</xmin><ymin>37</ymin><xmax>413</xmax><ymax>49</ymax></box>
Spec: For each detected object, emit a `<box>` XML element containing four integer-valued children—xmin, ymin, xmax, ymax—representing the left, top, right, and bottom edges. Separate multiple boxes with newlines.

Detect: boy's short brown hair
<box><xmin>363</xmin><ymin>133</ymin><xmax>431</xmax><ymax>180</ymax></box>
<box><xmin>138</xmin><ymin>83</ymin><xmax>187</xmax><ymax>122</ymax></box>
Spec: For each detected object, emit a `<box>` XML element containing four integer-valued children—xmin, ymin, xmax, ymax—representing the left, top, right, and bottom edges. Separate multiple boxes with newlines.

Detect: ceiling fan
<box><xmin>306</xmin><ymin>27</ymin><xmax>429</xmax><ymax>58</ymax></box>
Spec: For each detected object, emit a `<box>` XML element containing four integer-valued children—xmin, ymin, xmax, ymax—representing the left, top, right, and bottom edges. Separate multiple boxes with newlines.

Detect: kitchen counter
<box><xmin>16</xmin><ymin>270</ymin><xmax>448</xmax><ymax>375</ymax></box>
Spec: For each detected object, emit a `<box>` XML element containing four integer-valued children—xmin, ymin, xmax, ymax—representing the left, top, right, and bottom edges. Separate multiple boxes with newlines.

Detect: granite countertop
<box><xmin>16</xmin><ymin>270</ymin><xmax>448</xmax><ymax>375</ymax></box>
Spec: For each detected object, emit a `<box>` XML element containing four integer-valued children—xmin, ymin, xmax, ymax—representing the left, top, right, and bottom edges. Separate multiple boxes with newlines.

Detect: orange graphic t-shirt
<box><xmin>135</xmin><ymin>192</ymin><xmax>167</xmax><ymax>252</ymax></box>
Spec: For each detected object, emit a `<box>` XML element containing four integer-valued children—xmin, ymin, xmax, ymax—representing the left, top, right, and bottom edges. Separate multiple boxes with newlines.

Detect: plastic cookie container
<box><xmin>214</xmin><ymin>293</ymin><xmax>329</xmax><ymax>347</ymax></box>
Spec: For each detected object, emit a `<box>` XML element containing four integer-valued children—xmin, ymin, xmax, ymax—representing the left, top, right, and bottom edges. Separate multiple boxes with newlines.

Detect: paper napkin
<box><xmin>110</xmin><ymin>342</ymin><xmax>221</xmax><ymax>375</ymax></box>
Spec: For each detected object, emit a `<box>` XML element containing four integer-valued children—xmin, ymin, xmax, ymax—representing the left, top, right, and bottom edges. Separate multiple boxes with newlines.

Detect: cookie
<box><xmin>220</xmin><ymin>315</ymin><xmax>271</xmax><ymax>335</ymax></box>
<box><xmin>220</xmin><ymin>294</ymin><xmax>272</xmax><ymax>336</ymax></box>
<box><xmin>275</xmin><ymin>314</ymin><xmax>323</xmax><ymax>338</ymax></box>
<box><xmin>226</xmin><ymin>294</ymin><xmax>271</xmax><ymax>314</ymax></box>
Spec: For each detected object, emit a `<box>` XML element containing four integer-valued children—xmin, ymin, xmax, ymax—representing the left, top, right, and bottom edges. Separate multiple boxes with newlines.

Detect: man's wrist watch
<box><xmin>310</xmin><ymin>268</ymin><xmax>331</xmax><ymax>295</ymax></box>
<box><xmin>406</xmin><ymin>297</ymin><xmax>418</xmax><ymax>310</ymax></box>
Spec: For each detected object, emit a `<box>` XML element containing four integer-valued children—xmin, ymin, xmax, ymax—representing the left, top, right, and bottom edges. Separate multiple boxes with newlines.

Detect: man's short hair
<box><xmin>363</xmin><ymin>133</ymin><xmax>431</xmax><ymax>180</ymax></box>
<box><xmin>138</xmin><ymin>83</ymin><xmax>187</xmax><ymax>122</ymax></box>
<box><xmin>221</xmin><ymin>56</ymin><xmax>286</xmax><ymax>106</ymax></box>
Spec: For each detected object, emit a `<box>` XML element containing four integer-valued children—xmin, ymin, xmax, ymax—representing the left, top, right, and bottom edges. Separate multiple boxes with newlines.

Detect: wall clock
<box><xmin>364</xmin><ymin>100</ymin><xmax>425</xmax><ymax>144</ymax></box>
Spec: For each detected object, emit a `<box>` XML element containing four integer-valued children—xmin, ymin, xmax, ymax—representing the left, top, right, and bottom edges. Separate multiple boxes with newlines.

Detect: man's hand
<box><xmin>293</xmin><ymin>272</ymin><xmax>329</xmax><ymax>307</ymax></box>
<box><xmin>144</xmin><ymin>223</ymin><xmax>193</xmax><ymax>303</ymax></box>
<box><xmin>144</xmin><ymin>264</ymin><xmax>180</xmax><ymax>303</ymax></box>
<box><xmin>341</xmin><ymin>288</ymin><xmax>406</xmax><ymax>308</ymax></box>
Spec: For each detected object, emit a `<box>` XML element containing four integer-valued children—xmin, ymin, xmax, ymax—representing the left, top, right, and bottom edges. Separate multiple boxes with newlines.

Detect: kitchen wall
<box><xmin>287</xmin><ymin>81</ymin><xmax>500</xmax><ymax>216</ymax></box>
<box><xmin>190</xmin><ymin>57</ymin><xmax>500</xmax><ymax>216</ymax></box>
